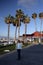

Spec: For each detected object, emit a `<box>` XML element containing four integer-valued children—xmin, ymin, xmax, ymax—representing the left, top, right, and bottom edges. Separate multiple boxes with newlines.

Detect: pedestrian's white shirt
<box><xmin>16</xmin><ymin>43</ymin><xmax>22</xmax><ymax>49</ymax></box>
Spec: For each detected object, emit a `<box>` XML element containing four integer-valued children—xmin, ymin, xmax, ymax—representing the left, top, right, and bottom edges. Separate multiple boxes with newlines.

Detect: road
<box><xmin>0</xmin><ymin>44</ymin><xmax>43</xmax><ymax>65</ymax></box>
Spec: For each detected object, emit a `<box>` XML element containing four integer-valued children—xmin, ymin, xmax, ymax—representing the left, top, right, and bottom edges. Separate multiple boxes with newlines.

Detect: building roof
<box><xmin>32</xmin><ymin>31</ymin><xmax>41</xmax><ymax>37</ymax></box>
<box><xmin>23</xmin><ymin>31</ymin><xmax>43</xmax><ymax>37</ymax></box>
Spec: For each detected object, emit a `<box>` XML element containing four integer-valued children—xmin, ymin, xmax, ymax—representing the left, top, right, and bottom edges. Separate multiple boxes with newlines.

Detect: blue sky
<box><xmin>0</xmin><ymin>0</ymin><xmax>43</xmax><ymax>38</ymax></box>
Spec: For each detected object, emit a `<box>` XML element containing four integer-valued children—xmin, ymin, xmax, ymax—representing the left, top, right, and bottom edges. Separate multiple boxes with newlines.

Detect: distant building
<box><xmin>0</xmin><ymin>37</ymin><xmax>14</xmax><ymax>45</ymax></box>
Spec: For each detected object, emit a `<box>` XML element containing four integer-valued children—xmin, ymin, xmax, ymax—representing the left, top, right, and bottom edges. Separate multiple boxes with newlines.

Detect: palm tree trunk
<box><xmin>18</xmin><ymin>26</ymin><xmax>19</xmax><ymax>39</ymax></box>
<box><xmin>18</xmin><ymin>19</ymin><xmax>20</xmax><ymax>40</ymax></box>
<box><xmin>34</xmin><ymin>19</ymin><xmax>37</xmax><ymax>32</ymax></box>
<box><xmin>25</xmin><ymin>23</ymin><xmax>27</xmax><ymax>35</ymax></box>
<box><xmin>24</xmin><ymin>23</ymin><xmax>27</xmax><ymax>43</ymax></box>
<box><xmin>34</xmin><ymin>19</ymin><xmax>37</xmax><ymax>43</ymax></box>
<box><xmin>8</xmin><ymin>23</ymin><xmax>10</xmax><ymax>44</ymax></box>
<box><xmin>15</xmin><ymin>24</ymin><xmax>17</xmax><ymax>41</ymax></box>
<box><xmin>40</xmin><ymin>19</ymin><xmax>42</xmax><ymax>42</ymax></box>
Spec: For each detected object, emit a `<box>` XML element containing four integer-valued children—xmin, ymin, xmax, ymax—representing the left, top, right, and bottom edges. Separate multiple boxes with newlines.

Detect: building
<box><xmin>19</xmin><ymin>31</ymin><xmax>43</xmax><ymax>43</ymax></box>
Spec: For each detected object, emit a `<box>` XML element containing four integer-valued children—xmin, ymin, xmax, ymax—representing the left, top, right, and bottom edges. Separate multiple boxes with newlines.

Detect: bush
<box><xmin>23</xmin><ymin>43</ymin><xmax>28</xmax><ymax>46</ymax></box>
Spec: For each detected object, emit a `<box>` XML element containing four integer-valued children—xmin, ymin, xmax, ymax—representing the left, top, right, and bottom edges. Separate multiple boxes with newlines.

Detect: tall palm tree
<box><xmin>10</xmin><ymin>16</ymin><xmax>16</xmax><ymax>41</ymax></box>
<box><xmin>39</xmin><ymin>12</ymin><xmax>43</xmax><ymax>42</ymax></box>
<box><xmin>15</xmin><ymin>9</ymin><xmax>24</xmax><ymax>39</ymax></box>
<box><xmin>32</xmin><ymin>13</ymin><xmax>37</xmax><ymax>31</ymax></box>
<box><xmin>39</xmin><ymin>12</ymin><xmax>43</xmax><ymax>34</ymax></box>
<box><xmin>23</xmin><ymin>15</ymin><xmax>30</xmax><ymax>43</ymax></box>
<box><xmin>23</xmin><ymin>15</ymin><xmax>30</xmax><ymax>35</ymax></box>
<box><xmin>12</xmin><ymin>17</ymin><xmax>21</xmax><ymax>40</ymax></box>
<box><xmin>5</xmin><ymin>14</ymin><xmax>12</xmax><ymax>44</ymax></box>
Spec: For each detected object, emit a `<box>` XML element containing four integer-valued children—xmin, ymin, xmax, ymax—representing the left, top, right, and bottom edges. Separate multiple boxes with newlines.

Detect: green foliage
<box><xmin>0</xmin><ymin>44</ymin><xmax>16</xmax><ymax>55</ymax></box>
<box><xmin>23</xmin><ymin>43</ymin><xmax>29</xmax><ymax>46</ymax></box>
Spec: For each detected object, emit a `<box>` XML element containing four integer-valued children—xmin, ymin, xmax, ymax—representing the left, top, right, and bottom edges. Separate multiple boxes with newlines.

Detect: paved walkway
<box><xmin>0</xmin><ymin>44</ymin><xmax>43</xmax><ymax>65</ymax></box>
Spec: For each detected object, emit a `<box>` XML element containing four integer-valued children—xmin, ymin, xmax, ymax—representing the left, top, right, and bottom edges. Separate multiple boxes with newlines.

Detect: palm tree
<box><xmin>23</xmin><ymin>15</ymin><xmax>30</xmax><ymax>43</ymax></box>
<box><xmin>23</xmin><ymin>15</ymin><xmax>30</xmax><ymax>35</ymax></box>
<box><xmin>15</xmin><ymin>9</ymin><xmax>24</xmax><ymax>39</ymax></box>
<box><xmin>5</xmin><ymin>14</ymin><xmax>12</xmax><ymax>44</ymax></box>
<box><xmin>10</xmin><ymin>16</ymin><xmax>16</xmax><ymax>41</ymax></box>
<box><xmin>12</xmin><ymin>17</ymin><xmax>21</xmax><ymax>41</ymax></box>
<box><xmin>39</xmin><ymin>12</ymin><xmax>43</xmax><ymax>42</ymax></box>
<box><xmin>32</xmin><ymin>13</ymin><xmax>37</xmax><ymax>31</ymax></box>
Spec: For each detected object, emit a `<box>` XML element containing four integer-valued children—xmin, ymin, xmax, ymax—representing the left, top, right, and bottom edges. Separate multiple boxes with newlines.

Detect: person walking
<box><xmin>16</xmin><ymin>40</ymin><xmax>22</xmax><ymax>60</ymax></box>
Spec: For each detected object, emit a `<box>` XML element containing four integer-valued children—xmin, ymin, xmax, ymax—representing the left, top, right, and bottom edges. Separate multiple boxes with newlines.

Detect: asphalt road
<box><xmin>0</xmin><ymin>44</ymin><xmax>43</xmax><ymax>65</ymax></box>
